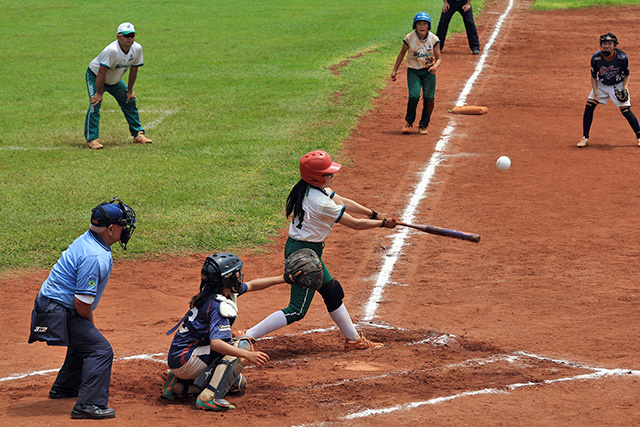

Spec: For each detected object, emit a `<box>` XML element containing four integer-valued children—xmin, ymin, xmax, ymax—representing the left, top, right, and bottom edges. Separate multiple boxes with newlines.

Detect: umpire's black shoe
<box><xmin>70</xmin><ymin>404</ymin><xmax>116</xmax><ymax>419</ymax></box>
<box><xmin>49</xmin><ymin>388</ymin><xmax>79</xmax><ymax>399</ymax></box>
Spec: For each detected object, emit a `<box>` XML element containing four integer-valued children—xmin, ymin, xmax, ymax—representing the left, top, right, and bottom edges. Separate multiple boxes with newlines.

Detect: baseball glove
<box><xmin>615</xmin><ymin>87</ymin><xmax>629</xmax><ymax>103</ymax></box>
<box><xmin>283</xmin><ymin>248</ymin><xmax>323</xmax><ymax>290</ymax></box>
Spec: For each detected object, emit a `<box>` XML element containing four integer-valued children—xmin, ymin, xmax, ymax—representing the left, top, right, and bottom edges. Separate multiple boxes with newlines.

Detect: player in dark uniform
<box><xmin>578</xmin><ymin>33</ymin><xmax>640</xmax><ymax>147</ymax></box>
<box><xmin>162</xmin><ymin>253</ymin><xmax>284</xmax><ymax>411</ymax></box>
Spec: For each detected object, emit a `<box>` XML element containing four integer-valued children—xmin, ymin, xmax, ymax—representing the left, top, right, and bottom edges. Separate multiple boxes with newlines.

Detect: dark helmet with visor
<box><xmin>201</xmin><ymin>252</ymin><xmax>244</xmax><ymax>293</ymax></box>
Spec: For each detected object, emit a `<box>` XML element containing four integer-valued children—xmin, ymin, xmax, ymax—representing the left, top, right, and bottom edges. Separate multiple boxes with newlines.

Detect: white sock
<box><xmin>328</xmin><ymin>304</ymin><xmax>359</xmax><ymax>341</ymax></box>
<box><xmin>246</xmin><ymin>311</ymin><xmax>288</xmax><ymax>339</ymax></box>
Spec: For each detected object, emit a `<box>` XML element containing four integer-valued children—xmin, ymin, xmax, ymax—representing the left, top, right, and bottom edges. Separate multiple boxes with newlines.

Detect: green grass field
<box><xmin>3</xmin><ymin>0</ymin><xmax>624</xmax><ymax>275</ymax></box>
<box><xmin>1</xmin><ymin>0</ymin><xmax>473</xmax><ymax>274</ymax></box>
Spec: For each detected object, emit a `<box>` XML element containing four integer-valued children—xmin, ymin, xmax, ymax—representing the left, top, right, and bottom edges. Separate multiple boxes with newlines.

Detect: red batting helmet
<box><xmin>299</xmin><ymin>150</ymin><xmax>342</xmax><ymax>186</ymax></box>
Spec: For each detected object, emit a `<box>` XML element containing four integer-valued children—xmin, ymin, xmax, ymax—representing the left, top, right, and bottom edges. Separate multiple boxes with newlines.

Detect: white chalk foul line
<box><xmin>363</xmin><ymin>0</ymin><xmax>514</xmax><ymax>321</ymax></box>
<box><xmin>343</xmin><ymin>365</ymin><xmax>640</xmax><ymax>421</ymax></box>
<box><xmin>0</xmin><ymin>352</ymin><xmax>166</xmax><ymax>383</ymax></box>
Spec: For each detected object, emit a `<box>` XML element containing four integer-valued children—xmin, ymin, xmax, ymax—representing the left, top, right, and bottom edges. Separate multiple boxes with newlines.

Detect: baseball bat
<box><xmin>396</xmin><ymin>221</ymin><xmax>480</xmax><ymax>243</ymax></box>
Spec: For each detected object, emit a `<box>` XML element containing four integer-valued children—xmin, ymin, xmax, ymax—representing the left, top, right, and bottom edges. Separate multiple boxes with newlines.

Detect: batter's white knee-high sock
<box><xmin>328</xmin><ymin>304</ymin><xmax>359</xmax><ymax>341</ymax></box>
<box><xmin>246</xmin><ymin>311</ymin><xmax>287</xmax><ymax>339</ymax></box>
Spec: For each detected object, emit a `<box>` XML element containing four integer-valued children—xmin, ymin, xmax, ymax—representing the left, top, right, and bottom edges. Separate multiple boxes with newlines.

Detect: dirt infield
<box><xmin>3</xmin><ymin>1</ymin><xmax>640</xmax><ymax>425</ymax></box>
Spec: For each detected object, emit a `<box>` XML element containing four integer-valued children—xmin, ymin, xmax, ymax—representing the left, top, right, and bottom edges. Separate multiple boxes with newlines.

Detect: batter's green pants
<box><xmin>405</xmin><ymin>67</ymin><xmax>436</xmax><ymax>128</ymax></box>
<box><xmin>84</xmin><ymin>68</ymin><xmax>145</xmax><ymax>142</ymax></box>
<box><xmin>281</xmin><ymin>238</ymin><xmax>333</xmax><ymax>324</ymax></box>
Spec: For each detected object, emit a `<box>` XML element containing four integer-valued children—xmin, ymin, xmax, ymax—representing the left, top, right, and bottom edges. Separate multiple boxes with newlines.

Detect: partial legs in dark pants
<box><xmin>436</xmin><ymin>3</ymin><xmax>480</xmax><ymax>53</ymax></box>
<box><xmin>52</xmin><ymin>312</ymin><xmax>114</xmax><ymax>407</ymax></box>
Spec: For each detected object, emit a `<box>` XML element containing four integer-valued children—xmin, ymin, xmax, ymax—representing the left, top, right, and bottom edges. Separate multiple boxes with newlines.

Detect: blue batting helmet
<box><xmin>413</xmin><ymin>12</ymin><xmax>431</xmax><ymax>29</ymax></box>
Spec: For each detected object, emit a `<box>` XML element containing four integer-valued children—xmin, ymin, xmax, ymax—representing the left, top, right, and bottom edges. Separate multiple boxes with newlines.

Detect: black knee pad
<box><xmin>318</xmin><ymin>279</ymin><xmax>344</xmax><ymax>312</ymax></box>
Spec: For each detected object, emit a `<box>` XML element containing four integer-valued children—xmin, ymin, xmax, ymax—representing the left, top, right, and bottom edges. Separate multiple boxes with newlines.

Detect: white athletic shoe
<box><xmin>577</xmin><ymin>137</ymin><xmax>589</xmax><ymax>148</ymax></box>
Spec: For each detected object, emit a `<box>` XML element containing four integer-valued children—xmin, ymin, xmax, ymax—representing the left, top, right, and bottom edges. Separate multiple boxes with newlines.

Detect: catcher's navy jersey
<box><xmin>591</xmin><ymin>49</ymin><xmax>629</xmax><ymax>86</ymax></box>
<box><xmin>167</xmin><ymin>284</ymin><xmax>247</xmax><ymax>369</ymax></box>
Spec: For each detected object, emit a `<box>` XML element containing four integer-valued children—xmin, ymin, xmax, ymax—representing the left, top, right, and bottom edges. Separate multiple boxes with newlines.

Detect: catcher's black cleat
<box><xmin>49</xmin><ymin>388</ymin><xmax>79</xmax><ymax>399</ymax></box>
<box><xmin>70</xmin><ymin>404</ymin><xmax>116</xmax><ymax>419</ymax></box>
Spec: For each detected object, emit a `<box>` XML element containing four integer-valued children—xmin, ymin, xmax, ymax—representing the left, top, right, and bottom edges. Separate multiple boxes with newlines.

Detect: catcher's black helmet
<box><xmin>200</xmin><ymin>253</ymin><xmax>244</xmax><ymax>293</ymax></box>
<box><xmin>600</xmin><ymin>32</ymin><xmax>618</xmax><ymax>46</ymax></box>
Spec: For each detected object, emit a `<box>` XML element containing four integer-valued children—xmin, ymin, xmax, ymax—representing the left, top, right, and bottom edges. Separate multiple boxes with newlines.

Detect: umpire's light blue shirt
<box><xmin>38</xmin><ymin>230</ymin><xmax>113</xmax><ymax>310</ymax></box>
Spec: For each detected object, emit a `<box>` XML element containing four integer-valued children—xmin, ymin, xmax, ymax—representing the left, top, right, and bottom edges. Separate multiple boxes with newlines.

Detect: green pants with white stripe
<box><xmin>84</xmin><ymin>68</ymin><xmax>145</xmax><ymax>142</ymax></box>
<box><xmin>281</xmin><ymin>238</ymin><xmax>334</xmax><ymax>324</ymax></box>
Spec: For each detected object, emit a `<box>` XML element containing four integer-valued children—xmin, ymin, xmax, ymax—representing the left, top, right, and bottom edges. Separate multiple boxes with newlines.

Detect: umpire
<box><xmin>436</xmin><ymin>0</ymin><xmax>481</xmax><ymax>55</ymax></box>
<box><xmin>28</xmin><ymin>197</ymin><xmax>136</xmax><ymax>419</ymax></box>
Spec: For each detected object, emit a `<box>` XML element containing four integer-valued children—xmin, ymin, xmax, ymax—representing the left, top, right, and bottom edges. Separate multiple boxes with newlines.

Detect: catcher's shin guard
<box><xmin>228</xmin><ymin>373</ymin><xmax>247</xmax><ymax>396</ymax></box>
<box><xmin>197</xmin><ymin>356</ymin><xmax>243</xmax><ymax>401</ymax></box>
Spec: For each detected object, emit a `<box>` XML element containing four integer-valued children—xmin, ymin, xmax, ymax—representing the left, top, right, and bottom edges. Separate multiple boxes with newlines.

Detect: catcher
<box><xmin>241</xmin><ymin>150</ymin><xmax>397</xmax><ymax>350</ymax></box>
<box><xmin>578</xmin><ymin>33</ymin><xmax>640</xmax><ymax>148</ymax></box>
<box><xmin>162</xmin><ymin>252</ymin><xmax>291</xmax><ymax>411</ymax></box>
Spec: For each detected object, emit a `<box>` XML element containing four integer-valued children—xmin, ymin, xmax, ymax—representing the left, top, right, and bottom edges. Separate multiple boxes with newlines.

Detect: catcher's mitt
<box><xmin>283</xmin><ymin>248</ymin><xmax>323</xmax><ymax>290</ymax></box>
<box><xmin>615</xmin><ymin>87</ymin><xmax>629</xmax><ymax>103</ymax></box>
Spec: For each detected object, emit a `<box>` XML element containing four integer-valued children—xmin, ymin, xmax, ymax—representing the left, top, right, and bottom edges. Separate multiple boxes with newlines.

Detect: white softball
<box><xmin>496</xmin><ymin>155</ymin><xmax>511</xmax><ymax>171</ymax></box>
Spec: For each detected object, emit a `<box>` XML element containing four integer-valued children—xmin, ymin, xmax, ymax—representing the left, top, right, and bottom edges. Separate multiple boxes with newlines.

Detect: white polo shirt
<box><xmin>89</xmin><ymin>40</ymin><xmax>144</xmax><ymax>85</ymax></box>
<box><xmin>288</xmin><ymin>186</ymin><xmax>346</xmax><ymax>243</ymax></box>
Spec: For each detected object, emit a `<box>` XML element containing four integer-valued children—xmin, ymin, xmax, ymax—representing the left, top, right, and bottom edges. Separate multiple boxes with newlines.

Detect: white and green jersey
<box><xmin>89</xmin><ymin>40</ymin><xmax>144</xmax><ymax>85</ymax></box>
<box><xmin>403</xmin><ymin>30</ymin><xmax>439</xmax><ymax>70</ymax></box>
<box><xmin>288</xmin><ymin>186</ymin><xmax>346</xmax><ymax>243</ymax></box>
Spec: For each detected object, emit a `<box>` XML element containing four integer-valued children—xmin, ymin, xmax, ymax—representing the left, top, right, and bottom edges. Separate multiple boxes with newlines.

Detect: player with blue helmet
<box><xmin>391</xmin><ymin>12</ymin><xmax>442</xmax><ymax>135</ymax></box>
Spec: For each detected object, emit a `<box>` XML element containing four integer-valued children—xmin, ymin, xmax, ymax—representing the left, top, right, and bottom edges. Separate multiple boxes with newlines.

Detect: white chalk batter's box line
<box><xmin>3</xmin><ymin>329</ymin><xmax>638</xmax><ymax>426</ymax></box>
<box><xmin>4</xmin><ymin>330</ymin><xmax>638</xmax><ymax>382</ymax></box>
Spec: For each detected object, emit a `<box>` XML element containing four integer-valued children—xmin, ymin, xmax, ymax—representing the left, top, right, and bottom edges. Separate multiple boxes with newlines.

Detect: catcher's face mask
<box><xmin>223</xmin><ymin>269</ymin><xmax>244</xmax><ymax>293</ymax></box>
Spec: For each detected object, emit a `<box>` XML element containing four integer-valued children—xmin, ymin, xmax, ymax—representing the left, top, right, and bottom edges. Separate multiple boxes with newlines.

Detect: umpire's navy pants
<box><xmin>436</xmin><ymin>1</ymin><xmax>480</xmax><ymax>52</ymax></box>
<box><xmin>40</xmin><ymin>297</ymin><xmax>114</xmax><ymax>407</ymax></box>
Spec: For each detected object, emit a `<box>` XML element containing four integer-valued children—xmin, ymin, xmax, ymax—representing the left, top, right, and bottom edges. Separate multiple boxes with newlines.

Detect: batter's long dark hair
<box><xmin>286</xmin><ymin>179</ymin><xmax>310</xmax><ymax>228</ymax></box>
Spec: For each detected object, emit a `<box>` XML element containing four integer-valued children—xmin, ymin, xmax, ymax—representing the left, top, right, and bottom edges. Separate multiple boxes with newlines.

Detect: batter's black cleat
<box><xmin>49</xmin><ymin>388</ymin><xmax>79</xmax><ymax>399</ymax></box>
<box><xmin>70</xmin><ymin>404</ymin><xmax>116</xmax><ymax>419</ymax></box>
